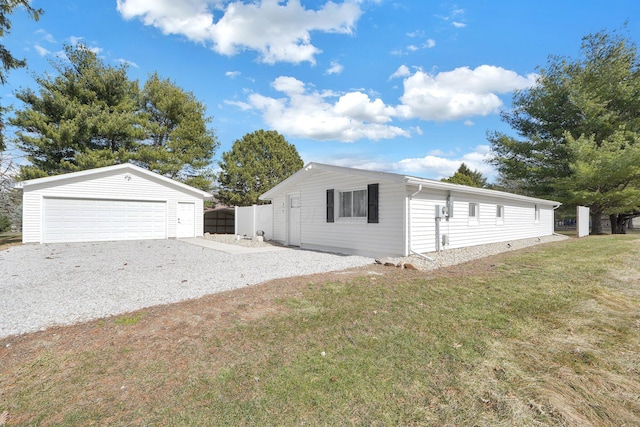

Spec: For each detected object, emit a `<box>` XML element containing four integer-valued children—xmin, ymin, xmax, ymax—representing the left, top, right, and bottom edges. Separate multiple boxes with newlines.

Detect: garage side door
<box><xmin>43</xmin><ymin>198</ymin><xmax>167</xmax><ymax>243</ymax></box>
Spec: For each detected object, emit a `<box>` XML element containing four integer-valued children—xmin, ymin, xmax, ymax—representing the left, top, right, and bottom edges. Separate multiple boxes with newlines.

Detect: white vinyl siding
<box><xmin>271</xmin><ymin>170</ymin><xmax>405</xmax><ymax>257</ymax></box>
<box><xmin>263</xmin><ymin>163</ymin><xmax>558</xmax><ymax>258</ymax></box>
<box><xmin>21</xmin><ymin>167</ymin><xmax>205</xmax><ymax>243</ymax></box>
<box><xmin>271</xmin><ymin>194</ymin><xmax>287</xmax><ymax>244</ymax></box>
<box><xmin>409</xmin><ymin>192</ymin><xmax>555</xmax><ymax>253</ymax></box>
<box><xmin>468</xmin><ymin>202</ymin><xmax>479</xmax><ymax>225</ymax></box>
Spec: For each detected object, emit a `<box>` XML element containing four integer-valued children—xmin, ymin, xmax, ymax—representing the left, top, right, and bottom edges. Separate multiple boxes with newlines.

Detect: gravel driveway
<box><xmin>0</xmin><ymin>239</ymin><xmax>373</xmax><ymax>339</ymax></box>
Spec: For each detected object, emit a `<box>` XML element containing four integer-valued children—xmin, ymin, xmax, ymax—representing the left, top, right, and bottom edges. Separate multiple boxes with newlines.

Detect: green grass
<box><xmin>2</xmin><ymin>235</ymin><xmax>640</xmax><ymax>426</ymax></box>
<box><xmin>113</xmin><ymin>312</ymin><xmax>146</xmax><ymax>326</ymax></box>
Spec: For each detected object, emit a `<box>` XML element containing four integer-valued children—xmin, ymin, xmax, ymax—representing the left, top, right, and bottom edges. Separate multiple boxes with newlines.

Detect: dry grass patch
<box><xmin>1</xmin><ymin>236</ymin><xmax>640</xmax><ymax>426</ymax></box>
<box><xmin>0</xmin><ymin>232</ymin><xmax>21</xmax><ymax>251</ymax></box>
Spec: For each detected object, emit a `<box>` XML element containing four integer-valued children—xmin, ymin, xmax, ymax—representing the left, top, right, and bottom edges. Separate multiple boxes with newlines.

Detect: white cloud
<box><xmin>68</xmin><ymin>36</ymin><xmax>103</xmax><ymax>54</ymax></box>
<box><xmin>236</xmin><ymin>76</ymin><xmax>410</xmax><ymax>142</ymax></box>
<box><xmin>35</xmin><ymin>29</ymin><xmax>56</xmax><ymax>44</ymax></box>
<box><xmin>307</xmin><ymin>145</ymin><xmax>496</xmax><ymax>181</ymax></box>
<box><xmin>393</xmin><ymin>38</ymin><xmax>436</xmax><ymax>56</ymax></box>
<box><xmin>389</xmin><ymin>65</ymin><xmax>411</xmax><ymax>80</ymax></box>
<box><xmin>225</xmin><ymin>70</ymin><xmax>241</xmax><ymax>79</ymax></box>
<box><xmin>326</xmin><ymin>60</ymin><xmax>344</xmax><ymax>75</ymax></box>
<box><xmin>224</xmin><ymin>99</ymin><xmax>253</xmax><ymax>111</ymax></box>
<box><xmin>68</xmin><ymin>36</ymin><xmax>83</xmax><ymax>46</ymax></box>
<box><xmin>227</xmin><ymin>63</ymin><xmax>535</xmax><ymax>142</ymax></box>
<box><xmin>398</xmin><ymin>65</ymin><xmax>537</xmax><ymax>121</ymax></box>
<box><xmin>437</xmin><ymin>6</ymin><xmax>467</xmax><ymax>28</ymax></box>
<box><xmin>393</xmin><ymin>145</ymin><xmax>495</xmax><ymax>179</ymax></box>
<box><xmin>34</xmin><ymin>44</ymin><xmax>50</xmax><ymax>56</ymax></box>
<box><xmin>116</xmin><ymin>0</ymin><xmax>362</xmax><ymax>64</ymax></box>
<box><xmin>116</xmin><ymin>58</ymin><xmax>139</xmax><ymax>68</ymax></box>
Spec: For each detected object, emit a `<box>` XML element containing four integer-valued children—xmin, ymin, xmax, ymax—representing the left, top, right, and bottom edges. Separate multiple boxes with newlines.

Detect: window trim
<box><xmin>496</xmin><ymin>205</ymin><xmax>504</xmax><ymax>224</ymax></box>
<box><xmin>338</xmin><ymin>188</ymin><xmax>368</xmax><ymax>220</ymax></box>
<box><xmin>468</xmin><ymin>202</ymin><xmax>479</xmax><ymax>225</ymax></box>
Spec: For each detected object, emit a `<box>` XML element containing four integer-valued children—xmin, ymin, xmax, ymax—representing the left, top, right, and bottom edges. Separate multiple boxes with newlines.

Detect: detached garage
<box><xmin>16</xmin><ymin>163</ymin><xmax>212</xmax><ymax>244</ymax></box>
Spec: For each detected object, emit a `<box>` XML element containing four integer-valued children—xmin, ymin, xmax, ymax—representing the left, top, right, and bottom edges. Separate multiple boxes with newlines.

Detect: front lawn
<box><xmin>2</xmin><ymin>234</ymin><xmax>639</xmax><ymax>425</ymax></box>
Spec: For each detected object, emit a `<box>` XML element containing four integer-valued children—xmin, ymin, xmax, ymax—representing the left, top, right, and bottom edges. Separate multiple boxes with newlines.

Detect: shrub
<box><xmin>0</xmin><ymin>213</ymin><xmax>12</xmax><ymax>232</ymax></box>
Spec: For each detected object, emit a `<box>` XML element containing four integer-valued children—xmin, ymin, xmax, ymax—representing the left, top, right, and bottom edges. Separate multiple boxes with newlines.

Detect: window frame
<box><xmin>338</xmin><ymin>188</ymin><xmax>368</xmax><ymax>220</ymax></box>
<box><xmin>496</xmin><ymin>205</ymin><xmax>504</xmax><ymax>224</ymax></box>
<box><xmin>468</xmin><ymin>202</ymin><xmax>479</xmax><ymax>225</ymax></box>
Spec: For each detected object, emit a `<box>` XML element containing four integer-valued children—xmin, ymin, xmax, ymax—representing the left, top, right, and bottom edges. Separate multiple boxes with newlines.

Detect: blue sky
<box><xmin>3</xmin><ymin>0</ymin><xmax>640</xmax><ymax>181</ymax></box>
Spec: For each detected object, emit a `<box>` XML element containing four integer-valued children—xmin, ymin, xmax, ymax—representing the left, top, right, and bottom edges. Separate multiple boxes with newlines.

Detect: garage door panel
<box><xmin>43</xmin><ymin>198</ymin><xmax>167</xmax><ymax>243</ymax></box>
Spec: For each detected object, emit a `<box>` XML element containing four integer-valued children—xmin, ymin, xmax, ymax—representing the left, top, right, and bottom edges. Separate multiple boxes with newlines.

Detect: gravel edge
<box><xmin>379</xmin><ymin>234</ymin><xmax>569</xmax><ymax>270</ymax></box>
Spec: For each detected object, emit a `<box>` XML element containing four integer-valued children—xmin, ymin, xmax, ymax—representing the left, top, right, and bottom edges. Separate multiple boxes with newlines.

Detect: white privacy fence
<box><xmin>577</xmin><ymin>205</ymin><xmax>590</xmax><ymax>238</ymax></box>
<box><xmin>235</xmin><ymin>204</ymin><xmax>273</xmax><ymax>240</ymax></box>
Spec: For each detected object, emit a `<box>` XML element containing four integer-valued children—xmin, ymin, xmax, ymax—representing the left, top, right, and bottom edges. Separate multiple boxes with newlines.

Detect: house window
<box><xmin>496</xmin><ymin>205</ymin><xmax>504</xmax><ymax>224</ymax></box>
<box><xmin>469</xmin><ymin>203</ymin><xmax>478</xmax><ymax>218</ymax></box>
<box><xmin>340</xmin><ymin>189</ymin><xmax>367</xmax><ymax>218</ymax></box>
<box><xmin>535</xmin><ymin>204</ymin><xmax>540</xmax><ymax>223</ymax></box>
<box><xmin>468</xmin><ymin>202</ymin><xmax>479</xmax><ymax>224</ymax></box>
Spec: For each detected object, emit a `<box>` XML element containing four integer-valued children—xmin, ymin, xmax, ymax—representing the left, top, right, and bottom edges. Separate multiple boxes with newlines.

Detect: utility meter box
<box><xmin>435</xmin><ymin>205</ymin><xmax>444</xmax><ymax>218</ymax></box>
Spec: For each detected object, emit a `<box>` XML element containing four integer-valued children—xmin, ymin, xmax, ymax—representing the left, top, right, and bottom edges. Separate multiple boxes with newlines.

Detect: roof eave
<box><xmin>404</xmin><ymin>178</ymin><xmax>561</xmax><ymax>205</ymax></box>
<box><xmin>17</xmin><ymin>163</ymin><xmax>213</xmax><ymax>198</ymax></box>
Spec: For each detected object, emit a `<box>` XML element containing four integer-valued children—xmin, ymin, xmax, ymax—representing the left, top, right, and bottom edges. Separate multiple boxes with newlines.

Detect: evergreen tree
<box><xmin>488</xmin><ymin>29</ymin><xmax>640</xmax><ymax>233</ymax></box>
<box><xmin>136</xmin><ymin>73</ymin><xmax>218</xmax><ymax>190</ymax></box>
<box><xmin>441</xmin><ymin>163</ymin><xmax>487</xmax><ymax>188</ymax></box>
<box><xmin>11</xmin><ymin>45</ymin><xmax>218</xmax><ymax>190</ymax></box>
<box><xmin>217</xmin><ymin>130</ymin><xmax>303</xmax><ymax>206</ymax></box>
<box><xmin>12</xmin><ymin>44</ymin><xmax>143</xmax><ymax>179</ymax></box>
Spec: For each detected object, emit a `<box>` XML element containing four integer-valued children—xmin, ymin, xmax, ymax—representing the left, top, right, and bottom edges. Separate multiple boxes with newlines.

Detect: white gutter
<box><xmin>405</xmin><ymin>178</ymin><xmax>560</xmax><ymax>206</ymax></box>
<box><xmin>407</xmin><ymin>184</ymin><xmax>435</xmax><ymax>262</ymax></box>
<box><xmin>552</xmin><ymin>203</ymin><xmax>565</xmax><ymax>237</ymax></box>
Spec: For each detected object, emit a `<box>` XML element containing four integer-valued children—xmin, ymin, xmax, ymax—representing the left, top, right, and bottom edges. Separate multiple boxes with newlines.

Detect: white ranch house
<box><xmin>17</xmin><ymin>163</ymin><xmax>211</xmax><ymax>244</ymax></box>
<box><xmin>260</xmin><ymin>163</ymin><xmax>560</xmax><ymax>258</ymax></box>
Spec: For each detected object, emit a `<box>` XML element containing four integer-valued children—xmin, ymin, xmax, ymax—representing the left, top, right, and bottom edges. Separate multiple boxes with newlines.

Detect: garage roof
<box><xmin>15</xmin><ymin>163</ymin><xmax>213</xmax><ymax>198</ymax></box>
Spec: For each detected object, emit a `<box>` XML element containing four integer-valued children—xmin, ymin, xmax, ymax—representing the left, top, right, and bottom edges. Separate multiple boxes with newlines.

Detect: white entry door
<box><xmin>177</xmin><ymin>202</ymin><xmax>195</xmax><ymax>238</ymax></box>
<box><xmin>288</xmin><ymin>195</ymin><xmax>301</xmax><ymax>246</ymax></box>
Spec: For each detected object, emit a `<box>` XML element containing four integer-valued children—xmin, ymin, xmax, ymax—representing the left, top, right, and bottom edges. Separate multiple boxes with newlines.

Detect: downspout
<box><xmin>552</xmin><ymin>203</ymin><xmax>564</xmax><ymax>237</ymax></box>
<box><xmin>408</xmin><ymin>184</ymin><xmax>435</xmax><ymax>262</ymax></box>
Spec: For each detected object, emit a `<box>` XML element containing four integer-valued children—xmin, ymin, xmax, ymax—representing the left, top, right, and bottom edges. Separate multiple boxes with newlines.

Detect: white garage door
<box><xmin>43</xmin><ymin>198</ymin><xmax>167</xmax><ymax>243</ymax></box>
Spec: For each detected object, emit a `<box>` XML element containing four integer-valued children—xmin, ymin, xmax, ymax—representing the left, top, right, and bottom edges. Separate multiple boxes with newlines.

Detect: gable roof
<box><xmin>14</xmin><ymin>163</ymin><xmax>213</xmax><ymax>198</ymax></box>
<box><xmin>260</xmin><ymin>162</ymin><xmax>560</xmax><ymax>206</ymax></box>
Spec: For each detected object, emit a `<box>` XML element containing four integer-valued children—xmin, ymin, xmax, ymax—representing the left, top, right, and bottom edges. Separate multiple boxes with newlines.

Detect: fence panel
<box><xmin>235</xmin><ymin>204</ymin><xmax>273</xmax><ymax>240</ymax></box>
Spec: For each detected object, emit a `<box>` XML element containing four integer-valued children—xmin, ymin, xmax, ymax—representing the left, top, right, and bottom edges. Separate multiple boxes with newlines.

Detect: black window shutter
<box><xmin>326</xmin><ymin>189</ymin><xmax>334</xmax><ymax>223</ymax></box>
<box><xmin>368</xmin><ymin>183</ymin><xmax>379</xmax><ymax>223</ymax></box>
